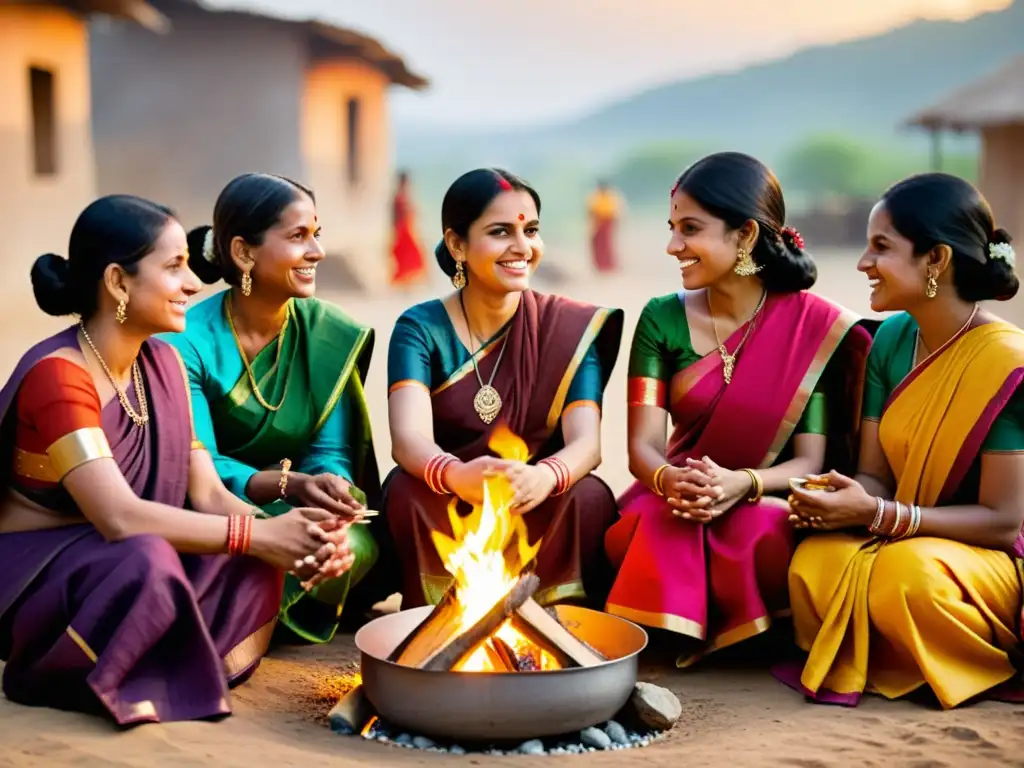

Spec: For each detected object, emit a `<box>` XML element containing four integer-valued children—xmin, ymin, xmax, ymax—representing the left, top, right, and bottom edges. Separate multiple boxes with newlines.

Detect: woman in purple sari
<box><xmin>0</xmin><ymin>195</ymin><xmax>355</xmax><ymax>725</ymax></box>
<box><xmin>604</xmin><ymin>153</ymin><xmax>872</xmax><ymax>665</ymax></box>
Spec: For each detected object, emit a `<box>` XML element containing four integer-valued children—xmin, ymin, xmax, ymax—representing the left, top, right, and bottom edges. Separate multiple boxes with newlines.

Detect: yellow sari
<box><xmin>780</xmin><ymin>319</ymin><xmax>1024</xmax><ymax>709</ymax></box>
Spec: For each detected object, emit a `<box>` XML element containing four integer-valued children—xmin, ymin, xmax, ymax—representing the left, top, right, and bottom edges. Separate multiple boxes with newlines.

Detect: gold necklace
<box><xmin>78</xmin><ymin>322</ymin><xmax>149</xmax><ymax>427</ymax></box>
<box><xmin>708</xmin><ymin>289</ymin><xmax>767</xmax><ymax>385</ymax></box>
<box><xmin>225</xmin><ymin>294</ymin><xmax>290</xmax><ymax>412</ymax></box>
<box><xmin>459</xmin><ymin>291</ymin><xmax>509</xmax><ymax>424</ymax></box>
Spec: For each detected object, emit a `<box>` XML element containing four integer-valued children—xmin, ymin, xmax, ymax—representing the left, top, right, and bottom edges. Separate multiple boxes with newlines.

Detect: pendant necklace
<box><xmin>459</xmin><ymin>291</ymin><xmax>509</xmax><ymax>424</ymax></box>
<box><xmin>708</xmin><ymin>288</ymin><xmax>767</xmax><ymax>385</ymax></box>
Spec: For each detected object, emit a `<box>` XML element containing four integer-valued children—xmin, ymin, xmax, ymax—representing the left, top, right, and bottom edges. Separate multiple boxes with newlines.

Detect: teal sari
<box><xmin>165</xmin><ymin>291</ymin><xmax>380</xmax><ymax>644</ymax></box>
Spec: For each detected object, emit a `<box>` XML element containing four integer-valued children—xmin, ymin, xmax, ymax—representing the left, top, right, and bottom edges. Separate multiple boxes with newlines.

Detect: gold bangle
<box><xmin>279</xmin><ymin>458</ymin><xmax>292</xmax><ymax>498</ymax></box>
<box><xmin>741</xmin><ymin>468</ymin><xmax>763</xmax><ymax>502</ymax></box>
<box><xmin>652</xmin><ymin>463</ymin><xmax>671</xmax><ymax>496</ymax></box>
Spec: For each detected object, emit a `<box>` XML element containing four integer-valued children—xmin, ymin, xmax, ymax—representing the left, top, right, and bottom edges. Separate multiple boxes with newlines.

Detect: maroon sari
<box><xmin>385</xmin><ymin>292</ymin><xmax>624</xmax><ymax>608</ymax></box>
<box><xmin>605</xmin><ymin>292</ymin><xmax>871</xmax><ymax>663</ymax></box>
<box><xmin>0</xmin><ymin>328</ymin><xmax>282</xmax><ymax>725</ymax></box>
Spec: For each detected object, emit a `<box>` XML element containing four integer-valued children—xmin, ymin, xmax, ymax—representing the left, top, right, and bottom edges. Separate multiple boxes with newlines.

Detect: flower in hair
<box><xmin>203</xmin><ymin>229</ymin><xmax>216</xmax><ymax>263</ymax></box>
<box><xmin>989</xmin><ymin>242</ymin><xmax>1015</xmax><ymax>266</ymax></box>
<box><xmin>780</xmin><ymin>226</ymin><xmax>805</xmax><ymax>250</ymax></box>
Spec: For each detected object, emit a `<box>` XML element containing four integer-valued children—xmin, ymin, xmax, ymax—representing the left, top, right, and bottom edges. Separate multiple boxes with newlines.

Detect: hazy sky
<box><xmin>208</xmin><ymin>0</ymin><xmax>1011</xmax><ymax>127</ymax></box>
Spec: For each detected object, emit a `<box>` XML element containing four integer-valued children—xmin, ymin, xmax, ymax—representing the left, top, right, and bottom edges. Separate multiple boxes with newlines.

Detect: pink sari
<box><xmin>605</xmin><ymin>291</ymin><xmax>871</xmax><ymax>661</ymax></box>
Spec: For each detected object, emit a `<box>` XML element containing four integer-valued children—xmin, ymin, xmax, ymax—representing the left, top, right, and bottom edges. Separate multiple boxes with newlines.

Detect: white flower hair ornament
<box><xmin>203</xmin><ymin>229</ymin><xmax>216</xmax><ymax>263</ymax></box>
<box><xmin>989</xmin><ymin>242</ymin><xmax>1016</xmax><ymax>267</ymax></box>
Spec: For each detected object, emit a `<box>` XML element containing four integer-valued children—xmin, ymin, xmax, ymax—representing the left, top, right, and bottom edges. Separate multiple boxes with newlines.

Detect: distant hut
<box><xmin>906</xmin><ymin>53</ymin><xmax>1024</xmax><ymax>240</ymax></box>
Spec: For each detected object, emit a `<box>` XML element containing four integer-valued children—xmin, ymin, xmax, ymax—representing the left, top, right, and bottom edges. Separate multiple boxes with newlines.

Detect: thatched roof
<box><xmin>1</xmin><ymin>0</ymin><xmax>168</xmax><ymax>31</ymax></box>
<box><xmin>906</xmin><ymin>54</ymin><xmax>1024</xmax><ymax>131</ymax></box>
<box><xmin>155</xmin><ymin>0</ymin><xmax>428</xmax><ymax>90</ymax></box>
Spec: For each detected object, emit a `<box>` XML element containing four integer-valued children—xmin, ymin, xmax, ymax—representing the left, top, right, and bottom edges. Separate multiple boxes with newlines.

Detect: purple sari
<box><xmin>0</xmin><ymin>328</ymin><xmax>282</xmax><ymax>725</ymax></box>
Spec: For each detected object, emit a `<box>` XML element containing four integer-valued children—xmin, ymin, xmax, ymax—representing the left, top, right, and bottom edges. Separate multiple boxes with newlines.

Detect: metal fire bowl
<box><xmin>355</xmin><ymin>604</ymin><xmax>648</xmax><ymax>743</ymax></box>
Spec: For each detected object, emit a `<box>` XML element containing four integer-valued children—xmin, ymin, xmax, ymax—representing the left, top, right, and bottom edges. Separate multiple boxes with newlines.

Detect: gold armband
<box><xmin>47</xmin><ymin>427</ymin><xmax>113</xmax><ymax>480</ymax></box>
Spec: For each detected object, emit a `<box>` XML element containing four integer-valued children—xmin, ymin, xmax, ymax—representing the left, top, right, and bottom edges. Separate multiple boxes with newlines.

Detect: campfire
<box><xmin>387</xmin><ymin>425</ymin><xmax>606</xmax><ymax>674</ymax></box>
<box><xmin>329</xmin><ymin>426</ymin><xmax>672</xmax><ymax>748</ymax></box>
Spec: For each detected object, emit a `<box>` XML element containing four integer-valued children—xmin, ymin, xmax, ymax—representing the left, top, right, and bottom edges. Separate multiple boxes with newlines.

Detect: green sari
<box><xmin>165</xmin><ymin>291</ymin><xmax>380</xmax><ymax>643</ymax></box>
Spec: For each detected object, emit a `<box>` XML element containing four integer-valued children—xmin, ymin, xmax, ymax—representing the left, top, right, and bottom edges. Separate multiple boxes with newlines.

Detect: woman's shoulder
<box><xmin>643</xmin><ymin>292</ymin><xmax>685</xmax><ymax>318</ymax></box>
<box><xmin>528</xmin><ymin>290</ymin><xmax>623</xmax><ymax>323</ymax></box>
<box><xmin>395</xmin><ymin>298</ymin><xmax>447</xmax><ymax>328</ymax></box>
<box><xmin>184</xmin><ymin>291</ymin><xmax>227</xmax><ymax>327</ymax></box>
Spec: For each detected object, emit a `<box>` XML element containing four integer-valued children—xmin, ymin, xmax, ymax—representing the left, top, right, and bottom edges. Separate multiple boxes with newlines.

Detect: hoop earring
<box><xmin>733</xmin><ymin>248</ymin><xmax>762</xmax><ymax>277</ymax></box>
<box><xmin>925</xmin><ymin>270</ymin><xmax>938</xmax><ymax>299</ymax></box>
<box><xmin>241</xmin><ymin>270</ymin><xmax>252</xmax><ymax>297</ymax></box>
<box><xmin>115</xmin><ymin>298</ymin><xmax>128</xmax><ymax>324</ymax></box>
<box><xmin>452</xmin><ymin>261</ymin><xmax>467</xmax><ymax>290</ymax></box>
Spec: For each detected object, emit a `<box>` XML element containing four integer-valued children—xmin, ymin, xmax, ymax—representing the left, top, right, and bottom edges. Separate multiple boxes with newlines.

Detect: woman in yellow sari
<box><xmin>777</xmin><ymin>173</ymin><xmax>1024</xmax><ymax>710</ymax></box>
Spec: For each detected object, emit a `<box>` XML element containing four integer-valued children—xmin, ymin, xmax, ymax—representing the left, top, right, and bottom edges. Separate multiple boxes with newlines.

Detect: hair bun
<box><xmin>434</xmin><ymin>239</ymin><xmax>457</xmax><ymax>277</ymax></box>
<box><xmin>31</xmin><ymin>253</ymin><xmax>76</xmax><ymax>316</ymax></box>
<box><xmin>991</xmin><ymin>227</ymin><xmax>1013</xmax><ymax>246</ymax></box>
<box><xmin>186</xmin><ymin>224</ymin><xmax>221</xmax><ymax>285</ymax></box>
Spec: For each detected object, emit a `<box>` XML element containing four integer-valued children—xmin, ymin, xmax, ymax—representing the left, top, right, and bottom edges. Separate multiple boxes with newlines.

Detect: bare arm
<box><xmin>187</xmin><ymin>447</ymin><xmax>263</xmax><ymax>518</ymax></box>
<box><xmin>754</xmin><ymin>432</ymin><xmax>826</xmax><ymax>495</ymax></box>
<box><xmin>547</xmin><ymin>404</ymin><xmax>602</xmax><ymax>482</ymax></box>
<box><xmin>626</xmin><ymin>403</ymin><xmax>670</xmax><ymax>492</ymax></box>
<box><xmin>389</xmin><ymin>384</ymin><xmax>441</xmax><ymax>477</ymax></box>
<box><xmin>853</xmin><ymin>420</ymin><xmax>895</xmax><ymax>499</ymax></box>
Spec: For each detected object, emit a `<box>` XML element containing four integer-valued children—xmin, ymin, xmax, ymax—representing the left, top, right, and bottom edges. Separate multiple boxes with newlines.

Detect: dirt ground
<box><xmin>1</xmin><ymin>243</ymin><xmax>1023</xmax><ymax>767</ymax></box>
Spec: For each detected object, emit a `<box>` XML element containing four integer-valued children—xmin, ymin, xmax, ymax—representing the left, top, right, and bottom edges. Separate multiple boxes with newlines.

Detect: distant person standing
<box><xmin>390</xmin><ymin>171</ymin><xmax>427</xmax><ymax>286</ymax></box>
<box><xmin>588</xmin><ymin>180</ymin><xmax>623</xmax><ymax>273</ymax></box>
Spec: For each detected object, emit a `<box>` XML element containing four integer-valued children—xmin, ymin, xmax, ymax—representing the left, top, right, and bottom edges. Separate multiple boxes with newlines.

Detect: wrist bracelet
<box><xmin>279</xmin><ymin>458</ymin><xmax>292</xmax><ymax>498</ymax></box>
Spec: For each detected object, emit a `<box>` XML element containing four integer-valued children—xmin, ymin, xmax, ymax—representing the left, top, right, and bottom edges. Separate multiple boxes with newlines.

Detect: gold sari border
<box><xmin>66</xmin><ymin>625</ymin><xmax>98</xmax><ymax>663</ymax></box>
<box><xmin>546</xmin><ymin>308</ymin><xmax>613</xmax><ymax>432</ymax></box>
<box><xmin>763</xmin><ymin>308</ymin><xmax>860</xmax><ymax>467</ymax></box>
<box><xmin>627</xmin><ymin>377</ymin><xmax>666</xmax><ymax>408</ymax></box>
<box><xmin>389</xmin><ymin>379</ymin><xmax>430</xmax><ymax>396</ymax></box>
<box><xmin>224</xmin><ymin>617</ymin><xmax>277</xmax><ymax>678</ymax></box>
<box><xmin>190</xmin><ymin>440</ymin><xmax>206</xmax><ymax>451</ymax></box>
<box><xmin>313</xmin><ymin>326</ymin><xmax>372</xmax><ymax>433</ymax></box>
<box><xmin>431</xmin><ymin>331</ymin><xmax>507</xmax><ymax>397</ymax></box>
<box><xmin>14</xmin><ymin>448</ymin><xmax>59</xmax><ymax>483</ymax></box>
<box><xmin>170</xmin><ymin>346</ymin><xmax>199</xmax><ymax>441</ymax></box>
<box><xmin>604</xmin><ymin>602</ymin><xmax>705</xmax><ymax>639</ymax></box>
<box><xmin>48</xmin><ymin>427</ymin><xmax>113</xmax><ymax>480</ymax></box>
<box><xmin>534</xmin><ymin>580</ymin><xmax>586</xmax><ymax>606</ymax></box>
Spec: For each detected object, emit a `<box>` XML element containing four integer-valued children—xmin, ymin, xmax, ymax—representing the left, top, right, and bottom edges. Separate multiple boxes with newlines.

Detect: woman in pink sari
<box><xmin>605</xmin><ymin>153</ymin><xmax>872</xmax><ymax>665</ymax></box>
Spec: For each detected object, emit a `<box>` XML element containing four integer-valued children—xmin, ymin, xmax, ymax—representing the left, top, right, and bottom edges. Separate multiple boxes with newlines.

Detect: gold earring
<box><xmin>925</xmin><ymin>269</ymin><xmax>938</xmax><ymax>299</ymax></box>
<box><xmin>115</xmin><ymin>298</ymin><xmax>127</xmax><ymax>324</ymax></box>
<box><xmin>241</xmin><ymin>270</ymin><xmax>252</xmax><ymax>297</ymax></box>
<box><xmin>733</xmin><ymin>248</ymin><xmax>762</xmax><ymax>277</ymax></box>
<box><xmin>452</xmin><ymin>261</ymin><xmax>467</xmax><ymax>290</ymax></box>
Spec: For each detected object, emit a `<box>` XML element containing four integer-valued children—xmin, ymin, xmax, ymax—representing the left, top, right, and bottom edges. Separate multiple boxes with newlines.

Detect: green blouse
<box><xmin>628</xmin><ymin>293</ymin><xmax>827</xmax><ymax>434</ymax></box>
<box><xmin>863</xmin><ymin>312</ymin><xmax>1024</xmax><ymax>452</ymax></box>
<box><xmin>387</xmin><ymin>299</ymin><xmax>605</xmax><ymax>406</ymax></box>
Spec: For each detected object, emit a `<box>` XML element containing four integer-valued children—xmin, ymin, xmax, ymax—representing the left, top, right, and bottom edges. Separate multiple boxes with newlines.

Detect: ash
<box><xmin>332</xmin><ymin>717</ymin><xmax>661</xmax><ymax>755</ymax></box>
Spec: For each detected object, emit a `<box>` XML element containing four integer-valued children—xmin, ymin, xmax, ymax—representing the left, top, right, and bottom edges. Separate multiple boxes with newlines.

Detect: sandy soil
<box><xmin>1</xmin><ymin>245</ymin><xmax>1023</xmax><ymax>767</ymax></box>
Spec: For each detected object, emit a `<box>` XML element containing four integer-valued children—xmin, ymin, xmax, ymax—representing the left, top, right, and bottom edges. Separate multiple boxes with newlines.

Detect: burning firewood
<box><xmin>513</xmin><ymin>599</ymin><xmax>605</xmax><ymax>668</ymax></box>
<box><xmin>389</xmin><ymin>572</ymin><xmax>540</xmax><ymax>671</ymax></box>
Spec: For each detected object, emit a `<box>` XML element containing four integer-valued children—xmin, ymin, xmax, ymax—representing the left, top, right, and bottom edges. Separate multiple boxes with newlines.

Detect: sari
<box><xmin>384</xmin><ymin>291</ymin><xmax>624</xmax><ymax>607</ymax></box>
<box><xmin>776</xmin><ymin>313</ymin><xmax>1024</xmax><ymax>710</ymax></box>
<box><xmin>166</xmin><ymin>293</ymin><xmax>382</xmax><ymax>644</ymax></box>
<box><xmin>588</xmin><ymin>188</ymin><xmax>620</xmax><ymax>273</ymax></box>
<box><xmin>605</xmin><ymin>291</ymin><xmax>870</xmax><ymax>664</ymax></box>
<box><xmin>0</xmin><ymin>328</ymin><xmax>281</xmax><ymax>724</ymax></box>
<box><xmin>390</xmin><ymin>187</ymin><xmax>426</xmax><ymax>285</ymax></box>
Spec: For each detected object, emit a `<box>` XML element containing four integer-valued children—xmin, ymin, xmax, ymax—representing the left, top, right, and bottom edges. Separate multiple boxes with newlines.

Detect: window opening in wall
<box><xmin>29</xmin><ymin>66</ymin><xmax>57</xmax><ymax>176</ymax></box>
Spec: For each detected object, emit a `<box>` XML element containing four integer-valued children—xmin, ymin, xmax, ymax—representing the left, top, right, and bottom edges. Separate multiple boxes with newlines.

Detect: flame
<box><xmin>429</xmin><ymin>425</ymin><xmax>559</xmax><ymax>672</ymax></box>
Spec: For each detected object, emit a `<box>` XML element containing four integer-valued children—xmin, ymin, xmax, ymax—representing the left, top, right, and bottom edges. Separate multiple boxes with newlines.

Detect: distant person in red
<box><xmin>390</xmin><ymin>171</ymin><xmax>426</xmax><ymax>286</ymax></box>
<box><xmin>588</xmin><ymin>180</ymin><xmax>623</xmax><ymax>273</ymax></box>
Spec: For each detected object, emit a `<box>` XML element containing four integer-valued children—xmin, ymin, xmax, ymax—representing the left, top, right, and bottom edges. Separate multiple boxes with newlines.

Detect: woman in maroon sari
<box><xmin>385</xmin><ymin>169</ymin><xmax>624</xmax><ymax>607</ymax></box>
<box><xmin>0</xmin><ymin>195</ymin><xmax>355</xmax><ymax>725</ymax></box>
<box><xmin>604</xmin><ymin>153</ymin><xmax>872</xmax><ymax>664</ymax></box>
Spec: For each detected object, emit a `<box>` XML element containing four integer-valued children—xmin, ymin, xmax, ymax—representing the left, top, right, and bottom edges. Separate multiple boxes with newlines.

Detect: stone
<box><xmin>413</xmin><ymin>736</ymin><xmax>436</xmax><ymax>749</ymax></box>
<box><xmin>628</xmin><ymin>682</ymin><xmax>682</xmax><ymax>731</ymax></box>
<box><xmin>449</xmin><ymin>745</ymin><xmax>467</xmax><ymax>755</ymax></box>
<box><xmin>604</xmin><ymin>720</ymin><xmax>630</xmax><ymax>745</ymax></box>
<box><xmin>394</xmin><ymin>733</ymin><xmax>413</xmax><ymax>746</ymax></box>
<box><xmin>519</xmin><ymin>739</ymin><xmax>545</xmax><ymax>755</ymax></box>
<box><xmin>580</xmin><ymin>727</ymin><xmax>612</xmax><ymax>749</ymax></box>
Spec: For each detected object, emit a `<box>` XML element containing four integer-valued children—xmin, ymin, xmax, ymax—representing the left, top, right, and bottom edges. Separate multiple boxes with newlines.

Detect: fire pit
<box><xmin>329</xmin><ymin>428</ymin><xmax>676</xmax><ymax>751</ymax></box>
<box><xmin>356</xmin><ymin>602</ymin><xmax>647</xmax><ymax>742</ymax></box>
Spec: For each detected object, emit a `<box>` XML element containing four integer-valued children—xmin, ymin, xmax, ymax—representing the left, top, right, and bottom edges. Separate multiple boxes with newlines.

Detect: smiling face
<box><xmin>244</xmin><ymin>192</ymin><xmax>324</xmax><ymax>300</ymax></box>
<box><xmin>453</xmin><ymin>189</ymin><xmax>542</xmax><ymax>294</ymax></box>
<box><xmin>666</xmin><ymin>190</ymin><xmax>752</xmax><ymax>290</ymax></box>
<box><xmin>119</xmin><ymin>219</ymin><xmax>201</xmax><ymax>334</ymax></box>
<box><xmin>857</xmin><ymin>202</ymin><xmax>931</xmax><ymax>312</ymax></box>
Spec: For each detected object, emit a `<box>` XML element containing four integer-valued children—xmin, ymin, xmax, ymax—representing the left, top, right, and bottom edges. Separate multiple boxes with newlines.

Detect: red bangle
<box><xmin>227</xmin><ymin>514</ymin><xmax>252</xmax><ymax>556</ymax></box>
<box><xmin>424</xmin><ymin>452</ymin><xmax>459</xmax><ymax>494</ymax></box>
<box><xmin>539</xmin><ymin>457</ymin><xmax>570</xmax><ymax>496</ymax></box>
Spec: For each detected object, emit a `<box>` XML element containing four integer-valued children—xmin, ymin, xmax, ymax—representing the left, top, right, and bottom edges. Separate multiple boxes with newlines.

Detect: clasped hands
<box><xmin>446</xmin><ymin>456</ymin><xmax>558</xmax><ymax>514</ymax></box>
<box><xmin>663</xmin><ymin>456</ymin><xmax>752</xmax><ymax>523</ymax></box>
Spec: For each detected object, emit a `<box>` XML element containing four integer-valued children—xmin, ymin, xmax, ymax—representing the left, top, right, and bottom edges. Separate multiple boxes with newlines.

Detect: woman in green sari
<box><xmin>166</xmin><ymin>173</ymin><xmax>382</xmax><ymax>644</ymax></box>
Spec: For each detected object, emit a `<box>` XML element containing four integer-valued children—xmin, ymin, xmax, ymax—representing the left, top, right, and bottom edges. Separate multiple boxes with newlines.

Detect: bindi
<box><xmin>518</xmin><ymin>213</ymin><xmax>525</xmax><ymax>221</ymax></box>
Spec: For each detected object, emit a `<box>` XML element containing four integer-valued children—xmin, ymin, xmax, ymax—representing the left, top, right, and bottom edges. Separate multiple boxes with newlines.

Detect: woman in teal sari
<box><xmin>166</xmin><ymin>173</ymin><xmax>382</xmax><ymax>644</ymax></box>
